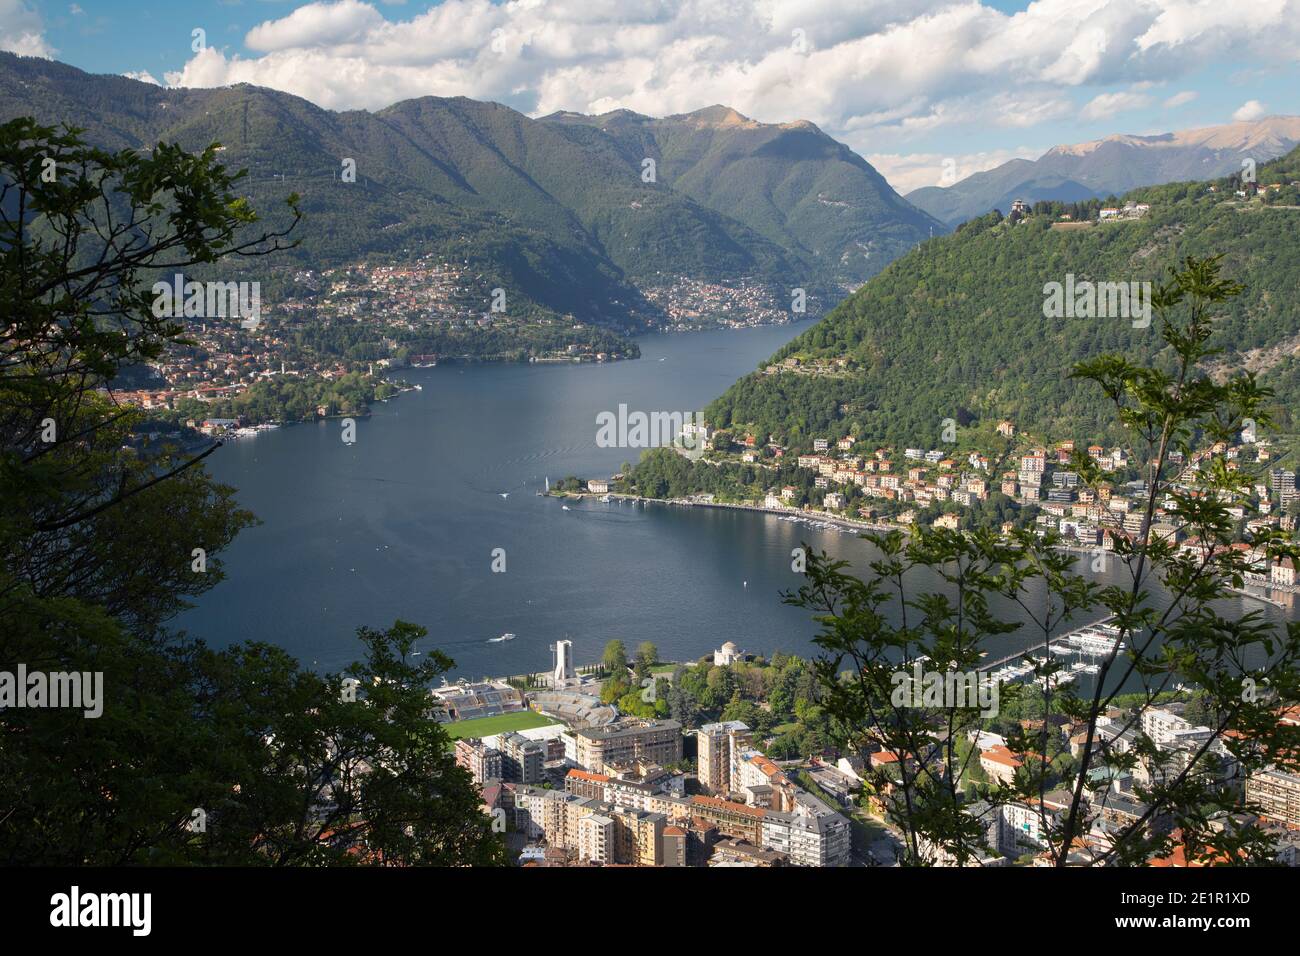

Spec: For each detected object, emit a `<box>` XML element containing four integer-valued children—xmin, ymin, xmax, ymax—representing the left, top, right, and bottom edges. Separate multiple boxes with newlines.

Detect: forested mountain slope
<box><xmin>708</xmin><ymin>148</ymin><xmax>1300</xmax><ymax>449</ymax></box>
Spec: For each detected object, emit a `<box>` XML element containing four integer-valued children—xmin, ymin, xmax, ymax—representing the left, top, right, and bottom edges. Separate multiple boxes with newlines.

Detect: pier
<box><xmin>980</xmin><ymin>616</ymin><xmax>1122</xmax><ymax>680</ymax></box>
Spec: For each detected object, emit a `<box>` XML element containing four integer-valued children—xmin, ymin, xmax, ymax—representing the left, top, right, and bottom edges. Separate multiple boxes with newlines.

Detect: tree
<box><xmin>602</xmin><ymin>639</ymin><xmax>629</xmax><ymax>676</ymax></box>
<box><xmin>194</xmin><ymin>621</ymin><xmax>507</xmax><ymax>866</ymax></box>
<box><xmin>0</xmin><ymin>120</ymin><xmax>503</xmax><ymax>866</ymax></box>
<box><xmin>720</xmin><ymin>689</ymin><xmax>758</xmax><ymax>727</ymax></box>
<box><xmin>787</xmin><ymin>257</ymin><xmax>1300</xmax><ymax>867</ymax></box>
<box><xmin>636</xmin><ymin>641</ymin><xmax>659</xmax><ymax>669</ymax></box>
<box><xmin>667</xmin><ymin>667</ymin><xmax>701</xmax><ymax>727</ymax></box>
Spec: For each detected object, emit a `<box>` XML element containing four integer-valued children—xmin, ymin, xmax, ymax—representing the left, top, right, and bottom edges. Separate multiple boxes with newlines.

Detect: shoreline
<box><xmin>554</xmin><ymin>492</ymin><xmax>1296</xmax><ymax>610</ymax></box>
<box><xmin>550</xmin><ymin>490</ymin><xmax>898</xmax><ymax>534</ymax></box>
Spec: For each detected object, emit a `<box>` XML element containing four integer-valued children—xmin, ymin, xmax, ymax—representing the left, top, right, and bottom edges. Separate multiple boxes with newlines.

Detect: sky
<box><xmin>5</xmin><ymin>0</ymin><xmax>1300</xmax><ymax>193</ymax></box>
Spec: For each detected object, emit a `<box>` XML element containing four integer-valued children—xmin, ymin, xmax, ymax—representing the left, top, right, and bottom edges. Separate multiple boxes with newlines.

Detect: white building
<box><xmin>713</xmin><ymin>641</ymin><xmax>743</xmax><ymax>666</ymax></box>
<box><xmin>762</xmin><ymin>793</ymin><xmax>851</xmax><ymax>866</ymax></box>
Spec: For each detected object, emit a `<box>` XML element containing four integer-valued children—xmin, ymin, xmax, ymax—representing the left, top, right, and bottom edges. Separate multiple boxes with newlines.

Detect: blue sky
<box><xmin>9</xmin><ymin>1</ymin><xmax>1300</xmax><ymax>191</ymax></box>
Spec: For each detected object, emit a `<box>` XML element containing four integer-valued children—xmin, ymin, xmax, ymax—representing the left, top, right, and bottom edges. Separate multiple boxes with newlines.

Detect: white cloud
<box><xmin>1233</xmin><ymin>99</ymin><xmax>1268</xmax><ymax>122</ymax></box>
<box><xmin>0</xmin><ymin>0</ymin><xmax>53</xmax><ymax>58</ymax></box>
<box><xmin>1081</xmin><ymin>90</ymin><xmax>1154</xmax><ymax>121</ymax></box>
<box><xmin>122</xmin><ymin>70</ymin><xmax>161</xmax><ymax>85</ymax></box>
<box><xmin>1163</xmin><ymin>90</ymin><xmax>1197</xmax><ymax>108</ymax></box>
<box><xmin>158</xmin><ymin>0</ymin><xmax>1300</xmax><ymax>152</ymax></box>
<box><xmin>245</xmin><ymin>0</ymin><xmax>386</xmax><ymax>53</ymax></box>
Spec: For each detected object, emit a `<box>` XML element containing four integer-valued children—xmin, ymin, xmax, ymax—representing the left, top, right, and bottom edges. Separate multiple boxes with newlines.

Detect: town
<box><xmin>107</xmin><ymin>255</ymin><xmax>640</xmax><ymax>428</ymax></box>
<box><xmin>442</xmin><ymin>639</ymin><xmax>853</xmax><ymax>867</ymax></box>
<box><xmin>434</xmin><ymin>637</ymin><xmax>1300</xmax><ymax>867</ymax></box>
<box><xmin>602</xmin><ymin>417</ymin><xmax>1300</xmax><ymax>607</ymax></box>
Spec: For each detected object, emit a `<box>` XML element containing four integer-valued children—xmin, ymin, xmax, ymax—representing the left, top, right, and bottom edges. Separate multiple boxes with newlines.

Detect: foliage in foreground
<box><xmin>788</xmin><ymin>256</ymin><xmax>1300</xmax><ymax>866</ymax></box>
<box><xmin>0</xmin><ymin>118</ymin><xmax>503</xmax><ymax>865</ymax></box>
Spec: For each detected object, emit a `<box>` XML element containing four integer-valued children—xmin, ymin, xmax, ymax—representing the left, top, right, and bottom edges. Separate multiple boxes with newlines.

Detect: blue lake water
<box><xmin>181</xmin><ymin>321</ymin><xmax>1291</xmax><ymax>681</ymax></box>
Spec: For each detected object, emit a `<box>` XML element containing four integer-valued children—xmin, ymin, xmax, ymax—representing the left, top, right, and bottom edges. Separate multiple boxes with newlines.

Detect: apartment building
<box><xmin>454</xmin><ymin>737</ymin><xmax>502</xmax><ymax>785</ymax></box>
<box><xmin>610</xmin><ymin>806</ymin><xmax>666</xmax><ymax>866</ymax></box>
<box><xmin>509</xmin><ymin>785</ymin><xmax>598</xmax><ymax>847</ymax></box>
<box><xmin>573</xmin><ymin>719</ymin><xmax>683</xmax><ymax>771</ymax></box>
<box><xmin>735</xmin><ymin>749</ymin><xmax>797</xmax><ymax>811</ymax></box>
<box><xmin>1271</xmin><ymin>469</ymin><xmax>1296</xmax><ymax>500</ymax></box>
<box><xmin>499</xmin><ymin>731</ymin><xmax>546</xmax><ymax>785</ymax></box>
<box><xmin>762</xmin><ymin>792</ymin><xmax>852</xmax><ymax>867</ymax></box>
<box><xmin>556</xmin><ymin>776</ymin><xmax>849</xmax><ymax>865</ymax></box>
<box><xmin>662</xmin><ymin>825</ymin><xmax>687</xmax><ymax>867</ymax></box>
<box><xmin>690</xmin><ymin>795</ymin><xmax>767</xmax><ymax>845</ymax></box>
<box><xmin>697</xmin><ymin>720</ymin><xmax>753</xmax><ymax>794</ymax></box>
<box><xmin>577</xmin><ymin>814</ymin><xmax>615</xmax><ymax>864</ymax></box>
<box><xmin>1247</xmin><ymin>766</ymin><xmax>1300</xmax><ymax>828</ymax></box>
<box><xmin>980</xmin><ymin>745</ymin><xmax>1023</xmax><ymax>785</ymax></box>
<box><xmin>1000</xmin><ymin>801</ymin><xmax>1049</xmax><ymax>856</ymax></box>
<box><xmin>1141</xmin><ymin>706</ymin><xmax>1209</xmax><ymax>746</ymax></box>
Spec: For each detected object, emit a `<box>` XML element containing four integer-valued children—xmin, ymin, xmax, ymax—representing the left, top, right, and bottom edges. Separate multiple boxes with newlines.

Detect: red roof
<box><xmin>981</xmin><ymin>745</ymin><xmax>1023</xmax><ymax>769</ymax></box>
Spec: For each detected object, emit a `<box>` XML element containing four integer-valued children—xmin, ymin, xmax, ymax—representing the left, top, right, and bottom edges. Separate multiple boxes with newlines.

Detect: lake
<box><xmin>181</xmin><ymin>321</ymin><xmax>1290</xmax><ymax>682</ymax></box>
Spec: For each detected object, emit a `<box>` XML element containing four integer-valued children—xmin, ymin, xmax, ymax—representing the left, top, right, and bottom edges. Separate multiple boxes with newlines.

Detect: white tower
<box><xmin>551</xmin><ymin>639</ymin><xmax>574</xmax><ymax>686</ymax></box>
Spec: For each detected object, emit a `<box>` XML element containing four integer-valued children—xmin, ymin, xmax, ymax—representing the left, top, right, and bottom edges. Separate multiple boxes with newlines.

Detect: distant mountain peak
<box><xmin>910</xmin><ymin>115</ymin><xmax>1300</xmax><ymax>227</ymax></box>
<box><xmin>677</xmin><ymin>105</ymin><xmax>754</xmax><ymax>126</ymax></box>
<box><xmin>0</xmin><ymin>51</ymin><xmax>944</xmax><ymax>307</ymax></box>
<box><xmin>1045</xmin><ymin>116</ymin><xmax>1300</xmax><ymax>158</ymax></box>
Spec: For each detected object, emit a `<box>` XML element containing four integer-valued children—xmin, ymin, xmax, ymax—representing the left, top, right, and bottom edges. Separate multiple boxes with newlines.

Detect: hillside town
<box><xmin>610</xmin><ymin>418</ymin><xmax>1300</xmax><ymax>605</ymax></box>
<box><xmin>108</xmin><ymin>254</ymin><xmax>636</xmax><ymax>424</ymax></box>
<box><xmin>641</xmin><ymin>275</ymin><xmax>809</xmax><ymax>328</ymax></box>
<box><xmin>930</xmin><ymin>701</ymin><xmax>1300</xmax><ymax>866</ymax></box>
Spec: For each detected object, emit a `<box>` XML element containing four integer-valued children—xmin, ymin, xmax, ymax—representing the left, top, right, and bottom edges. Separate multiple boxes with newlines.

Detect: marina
<box><xmin>984</xmin><ymin>617</ymin><xmax>1125</xmax><ymax>687</ymax></box>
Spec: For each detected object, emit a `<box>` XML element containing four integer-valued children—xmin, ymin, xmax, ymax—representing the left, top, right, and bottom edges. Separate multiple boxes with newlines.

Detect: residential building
<box><xmin>577</xmin><ymin>813</ymin><xmax>615</xmax><ymax>864</ymax></box>
<box><xmin>980</xmin><ymin>745</ymin><xmax>1022</xmax><ymax>785</ymax></box>
<box><xmin>573</xmin><ymin>719</ymin><xmax>683</xmax><ymax>771</ymax></box>
<box><xmin>697</xmin><ymin>720</ymin><xmax>753</xmax><ymax>794</ymax></box>
<box><xmin>454</xmin><ymin>737</ymin><xmax>502</xmax><ymax>785</ymax></box>
<box><xmin>1248</xmin><ymin>766</ymin><xmax>1300</xmax><ymax>828</ymax></box>
<box><xmin>499</xmin><ymin>731</ymin><xmax>546</xmax><ymax>785</ymax></box>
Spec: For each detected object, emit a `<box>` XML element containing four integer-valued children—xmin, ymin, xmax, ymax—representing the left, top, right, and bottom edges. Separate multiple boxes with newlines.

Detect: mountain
<box><xmin>0</xmin><ymin>52</ymin><xmax>942</xmax><ymax>330</ymax></box>
<box><xmin>704</xmin><ymin>146</ymin><xmax>1300</xmax><ymax>450</ymax></box>
<box><xmin>908</xmin><ymin>117</ymin><xmax>1300</xmax><ymax>227</ymax></box>
<box><xmin>542</xmin><ymin>105</ymin><xmax>943</xmax><ymax>288</ymax></box>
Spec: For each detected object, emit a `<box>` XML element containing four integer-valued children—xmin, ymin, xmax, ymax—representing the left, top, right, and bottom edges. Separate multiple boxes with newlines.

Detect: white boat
<box><xmin>488</xmin><ymin>632</ymin><xmax>516</xmax><ymax>644</ymax></box>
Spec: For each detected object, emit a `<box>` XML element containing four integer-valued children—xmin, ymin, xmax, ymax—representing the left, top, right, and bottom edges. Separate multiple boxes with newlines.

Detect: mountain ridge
<box><xmin>908</xmin><ymin>116</ymin><xmax>1300</xmax><ymax>227</ymax></box>
<box><xmin>706</xmin><ymin>144</ymin><xmax>1300</xmax><ymax>450</ymax></box>
<box><xmin>0</xmin><ymin>52</ymin><xmax>943</xmax><ymax>330</ymax></box>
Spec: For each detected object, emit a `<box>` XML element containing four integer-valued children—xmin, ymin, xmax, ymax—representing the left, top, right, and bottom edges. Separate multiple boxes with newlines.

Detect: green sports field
<box><xmin>442</xmin><ymin>710</ymin><xmax>558</xmax><ymax>739</ymax></box>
